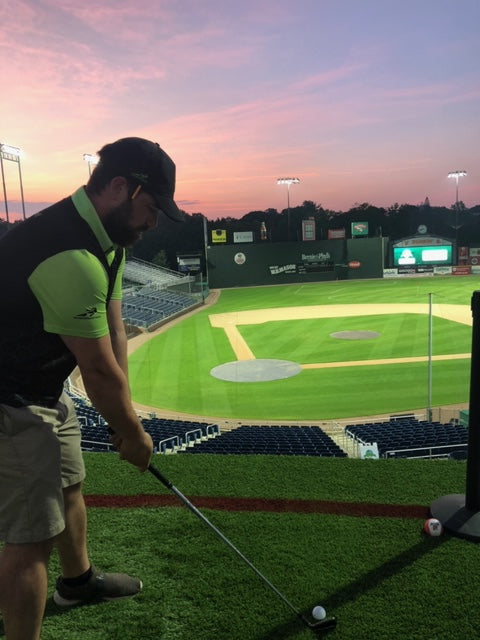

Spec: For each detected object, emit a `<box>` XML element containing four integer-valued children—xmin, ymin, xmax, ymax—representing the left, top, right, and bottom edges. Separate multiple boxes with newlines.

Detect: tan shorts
<box><xmin>0</xmin><ymin>391</ymin><xmax>86</xmax><ymax>544</ymax></box>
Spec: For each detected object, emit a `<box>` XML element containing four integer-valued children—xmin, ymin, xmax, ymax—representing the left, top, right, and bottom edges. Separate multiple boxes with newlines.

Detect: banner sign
<box><xmin>359</xmin><ymin>443</ymin><xmax>379</xmax><ymax>460</ymax></box>
<box><xmin>393</xmin><ymin>236</ymin><xmax>451</xmax><ymax>248</ymax></box>
<box><xmin>433</xmin><ymin>266</ymin><xmax>452</xmax><ymax>275</ymax></box>
<box><xmin>212</xmin><ymin>229</ymin><xmax>227</xmax><ymax>244</ymax></box>
<box><xmin>177</xmin><ymin>254</ymin><xmax>201</xmax><ymax>272</ymax></box>
<box><xmin>383</xmin><ymin>268</ymin><xmax>398</xmax><ymax>278</ymax></box>
<box><xmin>452</xmin><ymin>266</ymin><xmax>471</xmax><ymax>276</ymax></box>
<box><xmin>351</xmin><ymin>222</ymin><xmax>368</xmax><ymax>237</ymax></box>
<box><xmin>233</xmin><ymin>231</ymin><xmax>253</xmax><ymax>243</ymax></box>
<box><xmin>328</xmin><ymin>228</ymin><xmax>345</xmax><ymax>239</ymax></box>
<box><xmin>302</xmin><ymin>219</ymin><xmax>316</xmax><ymax>241</ymax></box>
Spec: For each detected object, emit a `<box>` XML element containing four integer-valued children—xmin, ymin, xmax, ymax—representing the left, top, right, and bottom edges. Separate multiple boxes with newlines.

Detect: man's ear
<box><xmin>109</xmin><ymin>176</ymin><xmax>129</xmax><ymax>204</ymax></box>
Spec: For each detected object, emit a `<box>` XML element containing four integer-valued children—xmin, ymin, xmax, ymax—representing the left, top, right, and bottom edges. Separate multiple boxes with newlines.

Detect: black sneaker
<box><xmin>53</xmin><ymin>565</ymin><xmax>142</xmax><ymax>607</ymax></box>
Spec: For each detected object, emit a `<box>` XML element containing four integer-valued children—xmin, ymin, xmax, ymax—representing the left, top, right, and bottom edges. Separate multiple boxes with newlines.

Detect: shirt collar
<box><xmin>71</xmin><ymin>186</ymin><xmax>117</xmax><ymax>254</ymax></box>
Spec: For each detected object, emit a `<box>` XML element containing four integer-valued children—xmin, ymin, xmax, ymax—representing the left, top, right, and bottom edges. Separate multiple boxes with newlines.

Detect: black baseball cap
<box><xmin>96</xmin><ymin>137</ymin><xmax>184</xmax><ymax>222</ymax></box>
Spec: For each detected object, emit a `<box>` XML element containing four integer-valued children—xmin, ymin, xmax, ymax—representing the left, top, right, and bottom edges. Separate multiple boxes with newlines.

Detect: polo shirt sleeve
<box><xmin>28</xmin><ymin>249</ymin><xmax>111</xmax><ymax>338</ymax></box>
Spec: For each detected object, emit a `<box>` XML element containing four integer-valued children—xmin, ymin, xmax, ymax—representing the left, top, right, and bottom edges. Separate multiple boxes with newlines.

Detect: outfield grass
<box><xmin>128</xmin><ymin>276</ymin><xmax>479</xmax><ymax>420</ymax></box>
<box><xmin>27</xmin><ymin>453</ymin><xmax>478</xmax><ymax>640</ymax></box>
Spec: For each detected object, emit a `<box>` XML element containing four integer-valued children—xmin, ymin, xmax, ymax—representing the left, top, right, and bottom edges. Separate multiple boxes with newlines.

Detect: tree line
<box><xmin>1</xmin><ymin>198</ymin><xmax>479</xmax><ymax>271</ymax></box>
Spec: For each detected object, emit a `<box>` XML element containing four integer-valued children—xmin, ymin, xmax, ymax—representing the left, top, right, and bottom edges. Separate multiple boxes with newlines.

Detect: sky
<box><xmin>1</xmin><ymin>0</ymin><xmax>479</xmax><ymax>221</ymax></box>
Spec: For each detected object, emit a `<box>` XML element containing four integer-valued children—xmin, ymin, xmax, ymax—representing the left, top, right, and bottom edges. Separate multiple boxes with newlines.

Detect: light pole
<box><xmin>0</xmin><ymin>143</ymin><xmax>26</xmax><ymax>222</ymax></box>
<box><xmin>448</xmin><ymin>171</ymin><xmax>467</xmax><ymax>262</ymax></box>
<box><xmin>83</xmin><ymin>153</ymin><xmax>98</xmax><ymax>177</ymax></box>
<box><xmin>277</xmin><ymin>177</ymin><xmax>300</xmax><ymax>241</ymax></box>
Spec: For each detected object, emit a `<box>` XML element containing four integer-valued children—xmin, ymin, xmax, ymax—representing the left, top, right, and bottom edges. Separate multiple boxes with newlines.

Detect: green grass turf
<box><xmin>238</xmin><ymin>314</ymin><xmax>471</xmax><ymax>363</ymax></box>
<box><xmin>128</xmin><ymin>276</ymin><xmax>479</xmax><ymax>420</ymax></box>
<box><xmin>24</xmin><ymin>453</ymin><xmax>477</xmax><ymax>640</ymax></box>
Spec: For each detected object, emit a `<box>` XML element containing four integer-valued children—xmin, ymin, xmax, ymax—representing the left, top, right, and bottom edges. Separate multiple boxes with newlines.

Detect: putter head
<box><xmin>300</xmin><ymin>614</ymin><xmax>337</xmax><ymax>631</ymax></box>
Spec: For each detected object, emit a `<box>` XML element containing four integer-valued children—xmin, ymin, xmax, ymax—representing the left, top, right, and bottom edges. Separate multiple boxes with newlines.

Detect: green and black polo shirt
<box><xmin>0</xmin><ymin>187</ymin><xmax>124</xmax><ymax>407</ymax></box>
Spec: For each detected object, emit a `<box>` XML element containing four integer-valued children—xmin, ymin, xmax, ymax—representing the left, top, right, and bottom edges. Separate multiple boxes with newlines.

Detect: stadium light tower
<box><xmin>277</xmin><ymin>177</ymin><xmax>300</xmax><ymax>241</ymax></box>
<box><xmin>83</xmin><ymin>153</ymin><xmax>99</xmax><ymax>177</ymax></box>
<box><xmin>0</xmin><ymin>143</ymin><xmax>26</xmax><ymax>223</ymax></box>
<box><xmin>448</xmin><ymin>171</ymin><xmax>467</xmax><ymax>263</ymax></box>
<box><xmin>448</xmin><ymin>170</ymin><xmax>467</xmax><ymax>206</ymax></box>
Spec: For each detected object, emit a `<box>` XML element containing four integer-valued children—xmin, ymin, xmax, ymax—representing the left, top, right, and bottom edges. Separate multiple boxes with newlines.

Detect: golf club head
<box><xmin>300</xmin><ymin>614</ymin><xmax>337</xmax><ymax>631</ymax></box>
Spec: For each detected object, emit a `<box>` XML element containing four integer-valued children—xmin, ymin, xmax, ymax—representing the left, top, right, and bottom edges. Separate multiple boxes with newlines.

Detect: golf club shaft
<box><xmin>148</xmin><ymin>463</ymin><xmax>306</xmax><ymax>620</ymax></box>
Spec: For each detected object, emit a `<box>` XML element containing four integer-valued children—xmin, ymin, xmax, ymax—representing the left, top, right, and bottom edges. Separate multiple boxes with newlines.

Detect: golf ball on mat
<box><xmin>312</xmin><ymin>605</ymin><xmax>326</xmax><ymax>620</ymax></box>
<box><xmin>424</xmin><ymin>518</ymin><xmax>443</xmax><ymax>537</ymax></box>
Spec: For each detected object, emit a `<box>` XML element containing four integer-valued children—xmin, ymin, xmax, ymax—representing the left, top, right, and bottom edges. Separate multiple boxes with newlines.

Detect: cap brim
<box><xmin>153</xmin><ymin>194</ymin><xmax>185</xmax><ymax>222</ymax></box>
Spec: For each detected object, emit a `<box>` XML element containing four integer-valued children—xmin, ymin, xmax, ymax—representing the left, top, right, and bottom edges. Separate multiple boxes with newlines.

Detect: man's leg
<box><xmin>0</xmin><ymin>538</ymin><xmax>54</xmax><ymax>640</ymax></box>
<box><xmin>53</xmin><ymin>482</ymin><xmax>142</xmax><ymax>607</ymax></box>
<box><xmin>54</xmin><ymin>482</ymin><xmax>90</xmax><ymax>578</ymax></box>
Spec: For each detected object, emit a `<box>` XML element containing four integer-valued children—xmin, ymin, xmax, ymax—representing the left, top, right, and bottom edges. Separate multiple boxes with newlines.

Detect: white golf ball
<box><xmin>312</xmin><ymin>605</ymin><xmax>326</xmax><ymax>620</ymax></box>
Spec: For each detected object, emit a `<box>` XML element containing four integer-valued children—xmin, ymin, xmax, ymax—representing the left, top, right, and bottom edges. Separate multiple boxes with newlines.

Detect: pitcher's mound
<box><xmin>211</xmin><ymin>359</ymin><xmax>302</xmax><ymax>382</ymax></box>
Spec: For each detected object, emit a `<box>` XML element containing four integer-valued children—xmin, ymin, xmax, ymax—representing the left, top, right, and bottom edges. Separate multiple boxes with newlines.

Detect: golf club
<box><xmin>148</xmin><ymin>463</ymin><xmax>337</xmax><ymax>632</ymax></box>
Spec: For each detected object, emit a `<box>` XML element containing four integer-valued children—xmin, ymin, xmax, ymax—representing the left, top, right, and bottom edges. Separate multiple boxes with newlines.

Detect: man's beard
<box><xmin>102</xmin><ymin>200</ymin><xmax>149</xmax><ymax>247</ymax></box>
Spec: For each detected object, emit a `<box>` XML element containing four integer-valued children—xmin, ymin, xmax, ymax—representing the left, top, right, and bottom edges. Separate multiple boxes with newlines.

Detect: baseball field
<box><xmin>127</xmin><ymin>276</ymin><xmax>479</xmax><ymax>422</ymax></box>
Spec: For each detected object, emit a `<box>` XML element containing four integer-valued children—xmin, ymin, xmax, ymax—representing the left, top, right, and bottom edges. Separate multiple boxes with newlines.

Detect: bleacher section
<box><xmin>71</xmin><ymin>392</ymin><xmax>466</xmax><ymax>460</ymax></box>
<box><xmin>121</xmin><ymin>258</ymin><xmax>198</xmax><ymax>329</ymax></box>
<box><xmin>71</xmin><ymin>393</ymin><xmax>220</xmax><ymax>453</ymax></box>
<box><xmin>345</xmin><ymin>416</ymin><xmax>468</xmax><ymax>459</ymax></box>
<box><xmin>123</xmin><ymin>258</ymin><xmax>186</xmax><ymax>286</ymax></box>
<box><xmin>180</xmin><ymin>425</ymin><xmax>347</xmax><ymax>457</ymax></box>
<box><xmin>122</xmin><ymin>289</ymin><xmax>196</xmax><ymax>328</ymax></box>
<box><xmin>71</xmin><ymin>393</ymin><xmax>345</xmax><ymax>457</ymax></box>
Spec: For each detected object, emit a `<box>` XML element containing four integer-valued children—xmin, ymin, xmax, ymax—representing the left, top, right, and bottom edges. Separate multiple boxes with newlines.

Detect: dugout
<box><xmin>206</xmin><ymin>238</ymin><xmax>387</xmax><ymax>288</ymax></box>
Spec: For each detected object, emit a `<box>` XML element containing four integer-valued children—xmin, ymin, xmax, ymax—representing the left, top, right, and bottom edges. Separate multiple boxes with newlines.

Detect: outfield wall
<box><xmin>207</xmin><ymin>238</ymin><xmax>386</xmax><ymax>288</ymax></box>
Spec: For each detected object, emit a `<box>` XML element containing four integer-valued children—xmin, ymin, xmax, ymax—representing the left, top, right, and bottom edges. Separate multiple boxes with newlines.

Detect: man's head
<box><xmin>86</xmin><ymin>137</ymin><xmax>184</xmax><ymax>247</ymax></box>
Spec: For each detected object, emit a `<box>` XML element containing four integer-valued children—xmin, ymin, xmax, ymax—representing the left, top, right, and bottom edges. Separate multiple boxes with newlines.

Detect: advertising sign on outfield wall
<box><xmin>302</xmin><ymin>219</ymin><xmax>316</xmax><ymax>241</ymax></box>
<box><xmin>383</xmin><ymin>268</ymin><xmax>398</xmax><ymax>278</ymax></box>
<box><xmin>452</xmin><ymin>266</ymin><xmax>471</xmax><ymax>276</ymax></box>
<box><xmin>212</xmin><ymin>229</ymin><xmax>227</xmax><ymax>243</ymax></box>
<box><xmin>328</xmin><ymin>228</ymin><xmax>346</xmax><ymax>239</ymax></box>
<box><xmin>233</xmin><ymin>231</ymin><xmax>253</xmax><ymax>243</ymax></box>
<box><xmin>351</xmin><ymin>222</ymin><xmax>369</xmax><ymax>237</ymax></box>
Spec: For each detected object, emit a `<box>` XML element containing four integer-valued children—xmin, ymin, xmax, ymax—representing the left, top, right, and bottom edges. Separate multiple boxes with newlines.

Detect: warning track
<box><xmin>85</xmin><ymin>494</ymin><xmax>429</xmax><ymax>519</ymax></box>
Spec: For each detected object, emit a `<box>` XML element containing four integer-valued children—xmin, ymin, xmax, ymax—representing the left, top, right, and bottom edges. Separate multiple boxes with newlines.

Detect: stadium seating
<box><xmin>70</xmin><ymin>392</ymin><xmax>464</xmax><ymax>460</ymax></box>
<box><xmin>69</xmin><ymin>393</ymin><xmax>220</xmax><ymax>453</ymax></box>
<box><xmin>122</xmin><ymin>290</ymin><xmax>197</xmax><ymax>328</ymax></box>
<box><xmin>180</xmin><ymin>425</ymin><xmax>347</xmax><ymax>457</ymax></box>
<box><xmin>123</xmin><ymin>259</ymin><xmax>186</xmax><ymax>286</ymax></box>
<box><xmin>344</xmin><ymin>416</ymin><xmax>468</xmax><ymax>459</ymax></box>
<box><xmin>121</xmin><ymin>258</ymin><xmax>198</xmax><ymax>329</ymax></box>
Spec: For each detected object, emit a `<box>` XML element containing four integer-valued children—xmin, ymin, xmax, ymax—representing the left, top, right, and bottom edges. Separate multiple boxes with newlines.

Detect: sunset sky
<box><xmin>1</xmin><ymin>0</ymin><xmax>479</xmax><ymax>221</ymax></box>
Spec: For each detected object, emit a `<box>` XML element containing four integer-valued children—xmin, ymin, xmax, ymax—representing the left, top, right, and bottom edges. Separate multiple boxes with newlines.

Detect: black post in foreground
<box><xmin>431</xmin><ymin>290</ymin><xmax>480</xmax><ymax>540</ymax></box>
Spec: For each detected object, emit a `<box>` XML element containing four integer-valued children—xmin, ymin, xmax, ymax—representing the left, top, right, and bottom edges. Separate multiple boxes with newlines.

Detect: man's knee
<box><xmin>1</xmin><ymin>538</ymin><xmax>55</xmax><ymax>570</ymax></box>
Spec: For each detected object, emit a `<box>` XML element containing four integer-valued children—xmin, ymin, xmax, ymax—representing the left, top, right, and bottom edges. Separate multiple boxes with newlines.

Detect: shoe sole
<box><xmin>53</xmin><ymin>581</ymin><xmax>143</xmax><ymax>607</ymax></box>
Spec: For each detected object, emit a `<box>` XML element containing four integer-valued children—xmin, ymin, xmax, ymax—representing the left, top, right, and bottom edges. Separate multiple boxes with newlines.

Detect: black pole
<box><xmin>431</xmin><ymin>290</ymin><xmax>480</xmax><ymax>540</ymax></box>
<box><xmin>465</xmin><ymin>291</ymin><xmax>480</xmax><ymax>510</ymax></box>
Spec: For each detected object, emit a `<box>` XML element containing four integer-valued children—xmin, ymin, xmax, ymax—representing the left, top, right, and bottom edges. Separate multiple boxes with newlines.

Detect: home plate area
<box><xmin>211</xmin><ymin>359</ymin><xmax>302</xmax><ymax>382</ymax></box>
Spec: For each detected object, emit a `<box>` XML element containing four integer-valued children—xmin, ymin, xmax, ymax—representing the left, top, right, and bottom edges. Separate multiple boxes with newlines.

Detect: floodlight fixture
<box><xmin>277</xmin><ymin>178</ymin><xmax>300</xmax><ymax>241</ymax></box>
<box><xmin>83</xmin><ymin>153</ymin><xmax>99</xmax><ymax>176</ymax></box>
<box><xmin>0</xmin><ymin>142</ymin><xmax>26</xmax><ymax>222</ymax></box>
<box><xmin>0</xmin><ymin>144</ymin><xmax>22</xmax><ymax>158</ymax></box>
<box><xmin>448</xmin><ymin>170</ymin><xmax>467</xmax><ymax>205</ymax></box>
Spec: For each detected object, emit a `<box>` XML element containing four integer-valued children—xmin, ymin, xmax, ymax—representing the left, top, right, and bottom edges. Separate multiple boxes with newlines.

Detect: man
<box><xmin>0</xmin><ymin>137</ymin><xmax>185</xmax><ymax>640</ymax></box>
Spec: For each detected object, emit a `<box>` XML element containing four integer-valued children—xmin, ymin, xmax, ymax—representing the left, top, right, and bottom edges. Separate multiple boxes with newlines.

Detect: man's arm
<box><xmin>61</xmin><ymin>332</ymin><xmax>153</xmax><ymax>471</ymax></box>
<box><xmin>107</xmin><ymin>298</ymin><xmax>129</xmax><ymax>378</ymax></box>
